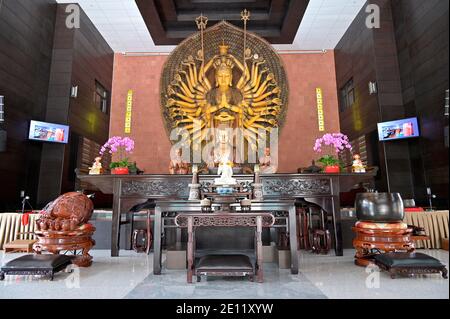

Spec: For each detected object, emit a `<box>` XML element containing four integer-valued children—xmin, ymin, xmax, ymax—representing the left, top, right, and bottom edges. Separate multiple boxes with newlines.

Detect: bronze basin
<box><xmin>355</xmin><ymin>193</ymin><xmax>404</xmax><ymax>222</ymax></box>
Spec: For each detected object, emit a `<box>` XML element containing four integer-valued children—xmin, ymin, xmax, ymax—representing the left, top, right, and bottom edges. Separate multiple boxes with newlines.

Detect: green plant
<box><xmin>317</xmin><ymin>155</ymin><xmax>340</xmax><ymax>167</ymax></box>
<box><xmin>109</xmin><ymin>158</ymin><xmax>131</xmax><ymax>169</ymax></box>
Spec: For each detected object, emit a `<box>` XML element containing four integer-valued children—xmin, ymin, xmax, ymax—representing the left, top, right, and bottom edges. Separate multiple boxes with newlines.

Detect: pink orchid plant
<box><xmin>100</xmin><ymin>136</ymin><xmax>135</xmax><ymax>169</ymax></box>
<box><xmin>313</xmin><ymin>133</ymin><xmax>352</xmax><ymax>168</ymax></box>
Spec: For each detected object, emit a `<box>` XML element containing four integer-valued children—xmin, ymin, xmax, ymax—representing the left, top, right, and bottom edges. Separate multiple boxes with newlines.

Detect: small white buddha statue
<box><xmin>214</xmin><ymin>153</ymin><xmax>237</xmax><ymax>185</ymax></box>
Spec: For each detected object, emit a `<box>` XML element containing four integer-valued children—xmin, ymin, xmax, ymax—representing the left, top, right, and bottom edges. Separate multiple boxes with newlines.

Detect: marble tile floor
<box><xmin>0</xmin><ymin>249</ymin><xmax>448</xmax><ymax>299</ymax></box>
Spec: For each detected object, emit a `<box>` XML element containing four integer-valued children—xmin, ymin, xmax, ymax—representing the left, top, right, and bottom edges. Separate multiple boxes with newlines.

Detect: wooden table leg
<box><xmin>153</xmin><ymin>206</ymin><xmax>162</xmax><ymax>275</ymax></box>
<box><xmin>146</xmin><ymin>210</ymin><xmax>153</xmax><ymax>255</ymax></box>
<box><xmin>289</xmin><ymin>205</ymin><xmax>299</xmax><ymax>274</ymax></box>
<box><xmin>256</xmin><ymin>216</ymin><xmax>264</xmax><ymax>282</ymax></box>
<box><xmin>111</xmin><ymin>178</ymin><xmax>122</xmax><ymax>257</ymax></box>
<box><xmin>330</xmin><ymin>195</ymin><xmax>343</xmax><ymax>256</ymax></box>
<box><xmin>187</xmin><ymin>217</ymin><xmax>193</xmax><ymax>283</ymax></box>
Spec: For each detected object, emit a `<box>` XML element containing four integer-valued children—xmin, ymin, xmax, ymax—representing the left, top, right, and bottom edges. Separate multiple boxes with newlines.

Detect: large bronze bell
<box><xmin>355</xmin><ymin>193</ymin><xmax>404</xmax><ymax>222</ymax></box>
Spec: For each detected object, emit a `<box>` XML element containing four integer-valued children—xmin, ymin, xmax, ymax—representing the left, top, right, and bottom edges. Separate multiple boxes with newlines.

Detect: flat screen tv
<box><xmin>28</xmin><ymin>120</ymin><xmax>69</xmax><ymax>144</ymax></box>
<box><xmin>377</xmin><ymin>117</ymin><xmax>420</xmax><ymax>142</ymax></box>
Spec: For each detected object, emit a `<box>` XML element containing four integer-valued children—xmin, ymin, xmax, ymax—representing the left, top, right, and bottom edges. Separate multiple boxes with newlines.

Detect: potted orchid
<box><xmin>313</xmin><ymin>133</ymin><xmax>352</xmax><ymax>173</ymax></box>
<box><xmin>100</xmin><ymin>136</ymin><xmax>135</xmax><ymax>175</ymax></box>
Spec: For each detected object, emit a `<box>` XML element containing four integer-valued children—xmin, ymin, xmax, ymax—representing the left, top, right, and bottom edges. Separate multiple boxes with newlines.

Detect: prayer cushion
<box><xmin>196</xmin><ymin>254</ymin><xmax>253</xmax><ymax>271</ymax></box>
<box><xmin>374</xmin><ymin>252</ymin><xmax>445</xmax><ymax>268</ymax></box>
<box><xmin>1</xmin><ymin>254</ymin><xmax>73</xmax><ymax>281</ymax></box>
<box><xmin>1</xmin><ymin>254</ymin><xmax>72</xmax><ymax>271</ymax></box>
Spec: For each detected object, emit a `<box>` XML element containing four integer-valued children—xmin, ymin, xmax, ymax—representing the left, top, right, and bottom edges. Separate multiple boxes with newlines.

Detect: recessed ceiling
<box><xmin>56</xmin><ymin>0</ymin><xmax>366</xmax><ymax>53</ymax></box>
<box><xmin>135</xmin><ymin>0</ymin><xmax>309</xmax><ymax>45</ymax></box>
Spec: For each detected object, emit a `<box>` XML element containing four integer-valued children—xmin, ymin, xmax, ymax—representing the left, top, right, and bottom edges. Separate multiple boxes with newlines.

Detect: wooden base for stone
<box><xmin>353</xmin><ymin>222</ymin><xmax>415</xmax><ymax>267</ymax></box>
<box><xmin>33</xmin><ymin>228</ymin><xmax>95</xmax><ymax>267</ymax></box>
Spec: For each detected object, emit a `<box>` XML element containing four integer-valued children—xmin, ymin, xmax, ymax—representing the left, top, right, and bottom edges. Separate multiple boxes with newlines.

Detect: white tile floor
<box><xmin>0</xmin><ymin>249</ymin><xmax>448</xmax><ymax>299</ymax></box>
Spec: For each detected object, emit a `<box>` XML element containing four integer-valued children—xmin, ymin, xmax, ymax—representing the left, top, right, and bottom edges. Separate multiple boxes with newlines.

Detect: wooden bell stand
<box><xmin>353</xmin><ymin>221</ymin><xmax>415</xmax><ymax>267</ymax></box>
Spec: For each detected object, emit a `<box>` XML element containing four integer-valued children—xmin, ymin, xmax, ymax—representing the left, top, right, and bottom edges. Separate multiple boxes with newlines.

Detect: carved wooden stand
<box><xmin>33</xmin><ymin>228</ymin><xmax>96</xmax><ymax>267</ymax></box>
<box><xmin>353</xmin><ymin>222</ymin><xmax>414</xmax><ymax>267</ymax></box>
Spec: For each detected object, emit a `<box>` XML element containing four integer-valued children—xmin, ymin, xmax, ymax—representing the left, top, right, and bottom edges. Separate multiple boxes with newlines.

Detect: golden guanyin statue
<box><xmin>162</xmin><ymin>14</ymin><xmax>288</xmax><ymax>166</ymax></box>
<box><xmin>166</xmin><ymin>43</ymin><xmax>281</xmax><ymax>147</ymax></box>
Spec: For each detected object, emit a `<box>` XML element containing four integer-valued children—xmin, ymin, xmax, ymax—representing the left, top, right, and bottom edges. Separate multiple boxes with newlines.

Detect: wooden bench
<box><xmin>175</xmin><ymin>212</ymin><xmax>275</xmax><ymax>283</ymax></box>
<box><xmin>4</xmin><ymin>240</ymin><xmax>37</xmax><ymax>253</ymax></box>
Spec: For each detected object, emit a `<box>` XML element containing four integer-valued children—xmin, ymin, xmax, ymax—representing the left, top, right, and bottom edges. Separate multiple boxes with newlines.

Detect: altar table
<box><xmin>77</xmin><ymin>172</ymin><xmax>376</xmax><ymax>260</ymax></box>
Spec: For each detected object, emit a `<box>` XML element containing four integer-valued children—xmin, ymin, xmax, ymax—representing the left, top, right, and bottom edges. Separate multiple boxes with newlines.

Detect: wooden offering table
<box><xmin>77</xmin><ymin>172</ymin><xmax>377</xmax><ymax>265</ymax></box>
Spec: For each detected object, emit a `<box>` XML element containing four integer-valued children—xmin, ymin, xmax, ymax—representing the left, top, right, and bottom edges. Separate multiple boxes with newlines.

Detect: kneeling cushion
<box><xmin>196</xmin><ymin>254</ymin><xmax>253</xmax><ymax>271</ymax></box>
<box><xmin>374</xmin><ymin>252</ymin><xmax>444</xmax><ymax>268</ymax></box>
<box><xmin>1</xmin><ymin>254</ymin><xmax>72</xmax><ymax>280</ymax></box>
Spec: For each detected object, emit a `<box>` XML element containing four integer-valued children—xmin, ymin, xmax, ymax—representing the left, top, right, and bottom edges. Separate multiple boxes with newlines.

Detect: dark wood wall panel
<box><xmin>37</xmin><ymin>5</ymin><xmax>73</xmax><ymax>206</ymax></box>
<box><xmin>392</xmin><ymin>0</ymin><xmax>449</xmax><ymax>208</ymax></box>
<box><xmin>38</xmin><ymin>4</ymin><xmax>114</xmax><ymax>206</ymax></box>
<box><xmin>62</xmin><ymin>6</ymin><xmax>114</xmax><ymax>195</ymax></box>
<box><xmin>335</xmin><ymin>0</ymin><xmax>415</xmax><ymax>198</ymax></box>
<box><xmin>0</xmin><ymin>0</ymin><xmax>57</xmax><ymax>211</ymax></box>
<box><xmin>336</xmin><ymin>0</ymin><xmax>449</xmax><ymax>208</ymax></box>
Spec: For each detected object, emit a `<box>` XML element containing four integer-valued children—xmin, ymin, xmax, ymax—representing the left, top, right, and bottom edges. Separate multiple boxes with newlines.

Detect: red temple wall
<box><xmin>109</xmin><ymin>51</ymin><xmax>340</xmax><ymax>173</ymax></box>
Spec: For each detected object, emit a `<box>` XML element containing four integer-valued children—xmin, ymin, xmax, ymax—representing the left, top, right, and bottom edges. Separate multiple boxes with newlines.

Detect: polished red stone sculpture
<box><xmin>33</xmin><ymin>192</ymin><xmax>96</xmax><ymax>267</ymax></box>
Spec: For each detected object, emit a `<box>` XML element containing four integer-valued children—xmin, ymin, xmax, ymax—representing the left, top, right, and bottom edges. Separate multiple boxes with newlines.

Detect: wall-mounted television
<box><xmin>377</xmin><ymin>117</ymin><xmax>420</xmax><ymax>142</ymax></box>
<box><xmin>28</xmin><ymin>120</ymin><xmax>69</xmax><ymax>144</ymax></box>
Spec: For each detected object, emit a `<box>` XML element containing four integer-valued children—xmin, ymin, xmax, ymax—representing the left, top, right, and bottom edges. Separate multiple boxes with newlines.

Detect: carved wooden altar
<box><xmin>77</xmin><ymin>171</ymin><xmax>376</xmax><ymax>263</ymax></box>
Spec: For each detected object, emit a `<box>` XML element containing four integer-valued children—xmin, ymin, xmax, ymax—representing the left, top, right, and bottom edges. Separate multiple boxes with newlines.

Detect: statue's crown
<box><xmin>214</xmin><ymin>43</ymin><xmax>234</xmax><ymax>70</ymax></box>
<box><xmin>219</xmin><ymin>43</ymin><xmax>229</xmax><ymax>55</ymax></box>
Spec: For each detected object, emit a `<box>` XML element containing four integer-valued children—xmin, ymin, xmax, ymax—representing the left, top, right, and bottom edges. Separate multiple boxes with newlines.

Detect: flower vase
<box><xmin>324</xmin><ymin>165</ymin><xmax>340</xmax><ymax>174</ymax></box>
<box><xmin>111</xmin><ymin>167</ymin><xmax>129</xmax><ymax>175</ymax></box>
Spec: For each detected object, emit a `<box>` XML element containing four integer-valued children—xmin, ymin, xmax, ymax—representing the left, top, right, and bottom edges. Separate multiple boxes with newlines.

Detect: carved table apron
<box><xmin>77</xmin><ymin>173</ymin><xmax>376</xmax><ymax>259</ymax></box>
<box><xmin>153</xmin><ymin>200</ymin><xmax>298</xmax><ymax>275</ymax></box>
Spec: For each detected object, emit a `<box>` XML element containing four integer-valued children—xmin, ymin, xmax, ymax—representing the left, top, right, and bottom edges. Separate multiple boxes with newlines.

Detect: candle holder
<box><xmin>188</xmin><ymin>165</ymin><xmax>201</xmax><ymax>200</ymax></box>
<box><xmin>252</xmin><ymin>164</ymin><xmax>263</xmax><ymax>200</ymax></box>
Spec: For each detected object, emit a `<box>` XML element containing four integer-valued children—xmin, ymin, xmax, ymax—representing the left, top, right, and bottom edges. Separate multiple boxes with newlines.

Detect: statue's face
<box><xmin>216</xmin><ymin>67</ymin><xmax>232</xmax><ymax>89</ymax></box>
<box><xmin>264</xmin><ymin>148</ymin><xmax>271</xmax><ymax>156</ymax></box>
<box><xmin>218</xmin><ymin>130</ymin><xmax>228</xmax><ymax>143</ymax></box>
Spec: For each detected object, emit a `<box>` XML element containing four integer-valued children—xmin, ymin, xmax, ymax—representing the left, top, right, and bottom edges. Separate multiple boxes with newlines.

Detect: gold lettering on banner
<box><xmin>316</xmin><ymin>88</ymin><xmax>325</xmax><ymax>132</ymax></box>
<box><xmin>125</xmin><ymin>90</ymin><xmax>133</xmax><ymax>134</ymax></box>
